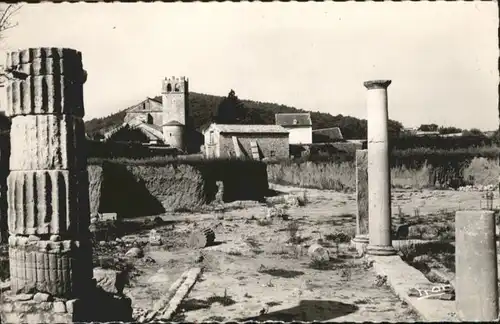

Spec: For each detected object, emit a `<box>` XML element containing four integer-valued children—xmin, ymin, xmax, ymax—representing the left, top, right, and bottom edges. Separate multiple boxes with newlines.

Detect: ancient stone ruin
<box><xmin>352</xmin><ymin>149</ymin><xmax>368</xmax><ymax>255</ymax></box>
<box><xmin>364</xmin><ymin>80</ymin><xmax>396</xmax><ymax>256</ymax></box>
<box><xmin>0</xmin><ymin>47</ymin><xmax>131</xmax><ymax>324</ymax></box>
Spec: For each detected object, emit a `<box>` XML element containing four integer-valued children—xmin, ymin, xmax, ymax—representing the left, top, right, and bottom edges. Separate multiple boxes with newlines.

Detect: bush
<box><xmin>463</xmin><ymin>157</ymin><xmax>500</xmax><ymax>186</ymax></box>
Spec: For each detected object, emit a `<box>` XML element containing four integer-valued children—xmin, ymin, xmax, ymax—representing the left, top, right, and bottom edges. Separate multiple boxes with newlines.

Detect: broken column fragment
<box><xmin>188</xmin><ymin>227</ymin><xmax>215</xmax><ymax>248</ymax></box>
<box><xmin>455</xmin><ymin>210</ymin><xmax>498</xmax><ymax>321</ymax></box>
<box><xmin>0</xmin><ymin>47</ymin><xmax>130</xmax><ymax>324</ymax></box>
<box><xmin>4</xmin><ymin>48</ymin><xmax>92</xmax><ymax>300</ymax></box>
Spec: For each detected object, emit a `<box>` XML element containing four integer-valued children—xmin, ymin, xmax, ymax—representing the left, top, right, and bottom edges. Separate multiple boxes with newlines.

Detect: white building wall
<box><xmin>287</xmin><ymin>126</ymin><xmax>312</xmax><ymax>144</ymax></box>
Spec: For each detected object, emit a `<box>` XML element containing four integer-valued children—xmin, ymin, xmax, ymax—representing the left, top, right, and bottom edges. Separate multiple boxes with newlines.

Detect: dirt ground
<box><xmin>0</xmin><ymin>184</ymin><xmax>489</xmax><ymax>321</ymax></box>
<box><xmin>102</xmin><ymin>184</ymin><xmax>488</xmax><ymax>322</ymax></box>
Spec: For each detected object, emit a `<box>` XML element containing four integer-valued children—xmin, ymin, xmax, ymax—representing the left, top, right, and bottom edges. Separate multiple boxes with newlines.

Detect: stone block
<box><xmin>93</xmin><ymin>267</ymin><xmax>127</xmax><ymax>295</ymax></box>
<box><xmin>7</xmin><ymin>170</ymin><xmax>90</xmax><ymax>236</ymax></box>
<box><xmin>8</xmin><ymin>48</ymin><xmax>81</xmax><ymax>65</ymax></box>
<box><xmin>65</xmin><ymin>299</ymin><xmax>79</xmax><ymax>314</ymax></box>
<box><xmin>8</xmin><ymin>236</ymin><xmax>93</xmax><ymax>298</ymax></box>
<box><xmin>0</xmin><ymin>299</ymin><xmax>73</xmax><ymax>324</ymax></box>
<box><xmin>33</xmin><ymin>292</ymin><xmax>52</xmax><ymax>302</ymax></box>
<box><xmin>149</xmin><ymin>229</ymin><xmax>162</xmax><ymax>246</ymax></box>
<box><xmin>9</xmin><ymin>115</ymin><xmax>86</xmax><ymax>170</ymax></box>
<box><xmin>6</xmin><ymin>76</ymin><xmax>84</xmax><ymax>118</ymax></box>
<box><xmin>6</xmin><ymin>48</ymin><xmax>84</xmax><ymax>79</ymax></box>
<box><xmin>53</xmin><ymin>301</ymin><xmax>66</xmax><ymax>313</ymax></box>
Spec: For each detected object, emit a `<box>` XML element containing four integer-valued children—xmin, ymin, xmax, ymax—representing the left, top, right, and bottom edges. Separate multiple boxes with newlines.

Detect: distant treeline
<box><xmin>390</xmin><ymin>134</ymin><xmax>493</xmax><ymax>151</ymax></box>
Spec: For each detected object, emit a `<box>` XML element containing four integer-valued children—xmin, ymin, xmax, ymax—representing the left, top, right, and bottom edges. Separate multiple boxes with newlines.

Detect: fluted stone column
<box><xmin>456</xmin><ymin>210</ymin><xmax>499</xmax><ymax>321</ymax></box>
<box><xmin>5</xmin><ymin>48</ymin><xmax>92</xmax><ymax>297</ymax></box>
<box><xmin>364</xmin><ymin>80</ymin><xmax>396</xmax><ymax>256</ymax></box>
<box><xmin>352</xmin><ymin>149</ymin><xmax>369</xmax><ymax>255</ymax></box>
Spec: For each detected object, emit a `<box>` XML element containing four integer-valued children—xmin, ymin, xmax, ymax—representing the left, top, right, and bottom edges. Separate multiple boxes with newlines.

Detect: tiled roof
<box><xmin>163</xmin><ymin>120</ymin><xmax>184</xmax><ymax>126</ymax></box>
<box><xmin>312</xmin><ymin>127</ymin><xmax>343</xmax><ymax>140</ymax></box>
<box><xmin>211</xmin><ymin>123</ymin><xmax>289</xmax><ymax>134</ymax></box>
<box><xmin>275</xmin><ymin>113</ymin><xmax>312</xmax><ymax>127</ymax></box>
<box><xmin>134</xmin><ymin>123</ymin><xmax>164</xmax><ymax>141</ymax></box>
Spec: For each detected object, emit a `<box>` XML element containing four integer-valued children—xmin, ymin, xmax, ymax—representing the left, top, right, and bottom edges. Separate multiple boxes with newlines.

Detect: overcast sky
<box><xmin>1</xmin><ymin>2</ymin><xmax>498</xmax><ymax>130</ymax></box>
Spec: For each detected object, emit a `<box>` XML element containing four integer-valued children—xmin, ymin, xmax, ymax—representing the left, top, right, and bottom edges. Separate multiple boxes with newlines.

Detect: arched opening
<box><xmin>174</xmin><ymin>83</ymin><xmax>180</xmax><ymax>92</ymax></box>
<box><xmin>146</xmin><ymin>114</ymin><xmax>153</xmax><ymax>124</ymax></box>
<box><xmin>166</xmin><ymin>83</ymin><xmax>172</xmax><ymax>92</ymax></box>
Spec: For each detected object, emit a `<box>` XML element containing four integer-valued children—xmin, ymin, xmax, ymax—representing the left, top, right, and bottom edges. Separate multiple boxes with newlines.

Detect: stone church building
<box><xmin>103</xmin><ymin>76</ymin><xmax>201</xmax><ymax>152</ymax></box>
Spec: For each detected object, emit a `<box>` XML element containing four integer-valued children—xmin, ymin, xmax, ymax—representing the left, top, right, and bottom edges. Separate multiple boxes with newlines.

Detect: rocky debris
<box><xmin>9</xmin><ymin>293</ymin><xmax>34</xmax><ymax>301</ymax></box>
<box><xmin>142</xmin><ymin>256</ymin><xmax>156</xmax><ymax>264</ymax></box>
<box><xmin>100</xmin><ymin>213</ymin><xmax>118</xmax><ymax>222</ymax></box>
<box><xmin>125</xmin><ymin>247</ymin><xmax>144</xmax><ymax>258</ymax></box>
<box><xmin>149</xmin><ymin>229</ymin><xmax>163</xmax><ymax>246</ymax></box>
<box><xmin>266</xmin><ymin>194</ymin><xmax>300</xmax><ymax>207</ymax></box>
<box><xmin>195</xmin><ymin>252</ymin><xmax>204</xmax><ymax>263</ymax></box>
<box><xmin>93</xmin><ymin>267</ymin><xmax>128</xmax><ymax>295</ymax></box>
<box><xmin>187</xmin><ymin>227</ymin><xmax>215</xmax><ymax>249</ymax></box>
<box><xmin>266</xmin><ymin>205</ymin><xmax>288</xmax><ymax>219</ymax></box>
<box><xmin>33</xmin><ymin>292</ymin><xmax>53</xmax><ymax>302</ymax></box>
<box><xmin>308</xmin><ymin>243</ymin><xmax>330</xmax><ymax>262</ymax></box>
<box><xmin>458</xmin><ymin>184</ymin><xmax>498</xmax><ymax>192</ymax></box>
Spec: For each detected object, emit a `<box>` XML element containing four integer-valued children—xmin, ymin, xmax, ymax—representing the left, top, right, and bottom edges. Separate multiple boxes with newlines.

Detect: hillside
<box><xmin>84</xmin><ymin>92</ymin><xmax>404</xmax><ymax>139</ymax></box>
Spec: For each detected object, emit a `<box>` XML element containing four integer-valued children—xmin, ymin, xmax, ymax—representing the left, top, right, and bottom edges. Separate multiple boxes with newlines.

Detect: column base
<box><xmin>0</xmin><ymin>289</ymin><xmax>132</xmax><ymax>324</ymax></box>
<box><xmin>367</xmin><ymin>244</ymin><xmax>397</xmax><ymax>256</ymax></box>
<box><xmin>351</xmin><ymin>234</ymin><xmax>369</xmax><ymax>256</ymax></box>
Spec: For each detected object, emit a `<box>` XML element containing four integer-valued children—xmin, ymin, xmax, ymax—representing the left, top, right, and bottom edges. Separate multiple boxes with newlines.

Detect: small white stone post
<box><xmin>364</xmin><ymin>80</ymin><xmax>396</xmax><ymax>256</ymax></box>
<box><xmin>456</xmin><ymin>210</ymin><xmax>498</xmax><ymax>321</ymax></box>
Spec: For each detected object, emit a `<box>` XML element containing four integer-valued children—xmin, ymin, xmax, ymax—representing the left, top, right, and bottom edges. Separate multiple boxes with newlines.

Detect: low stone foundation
<box><xmin>0</xmin><ymin>288</ymin><xmax>133</xmax><ymax>324</ymax></box>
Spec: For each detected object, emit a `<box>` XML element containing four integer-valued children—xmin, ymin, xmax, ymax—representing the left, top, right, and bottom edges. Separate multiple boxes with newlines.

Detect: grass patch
<box><xmin>398</xmin><ymin>241</ymin><xmax>455</xmax><ymax>274</ymax></box>
<box><xmin>268</xmin><ymin>150</ymin><xmax>500</xmax><ymax>191</ymax></box>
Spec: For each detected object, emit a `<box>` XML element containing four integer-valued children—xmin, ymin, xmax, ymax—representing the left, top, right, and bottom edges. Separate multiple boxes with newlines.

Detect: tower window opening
<box><xmin>174</xmin><ymin>84</ymin><xmax>180</xmax><ymax>92</ymax></box>
<box><xmin>166</xmin><ymin>83</ymin><xmax>172</xmax><ymax>92</ymax></box>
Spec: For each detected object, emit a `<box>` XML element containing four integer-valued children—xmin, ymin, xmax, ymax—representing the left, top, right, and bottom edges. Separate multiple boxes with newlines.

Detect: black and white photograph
<box><xmin>0</xmin><ymin>1</ymin><xmax>498</xmax><ymax>323</ymax></box>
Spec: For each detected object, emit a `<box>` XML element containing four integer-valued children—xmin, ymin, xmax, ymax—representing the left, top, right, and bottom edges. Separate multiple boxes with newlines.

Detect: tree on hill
<box><xmin>84</xmin><ymin>91</ymin><xmax>405</xmax><ymax>140</ymax></box>
<box><xmin>462</xmin><ymin>128</ymin><xmax>485</xmax><ymax>137</ymax></box>
<box><xmin>418</xmin><ymin>124</ymin><xmax>439</xmax><ymax>132</ymax></box>
<box><xmin>438</xmin><ymin>126</ymin><xmax>463</xmax><ymax>135</ymax></box>
<box><xmin>213</xmin><ymin>89</ymin><xmax>241</xmax><ymax>124</ymax></box>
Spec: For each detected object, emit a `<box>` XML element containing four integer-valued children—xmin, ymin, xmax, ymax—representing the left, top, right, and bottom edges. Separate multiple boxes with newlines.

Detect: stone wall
<box><xmin>88</xmin><ymin>158</ymin><xmax>269</xmax><ymax>216</ymax></box>
<box><xmin>218</xmin><ymin>133</ymin><xmax>289</xmax><ymax>159</ymax></box>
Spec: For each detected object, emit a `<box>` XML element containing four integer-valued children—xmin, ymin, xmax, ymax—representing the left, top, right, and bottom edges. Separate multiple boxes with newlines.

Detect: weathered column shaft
<box><xmin>455</xmin><ymin>210</ymin><xmax>498</xmax><ymax>321</ymax></box>
<box><xmin>364</xmin><ymin>80</ymin><xmax>396</xmax><ymax>256</ymax></box>
<box><xmin>352</xmin><ymin>149</ymin><xmax>369</xmax><ymax>255</ymax></box>
<box><xmin>5</xmin><ymin>48</ymin><xmax>92</xmax><ymax>298</ymax></box>
<box><xmin>355</xmin><ymin>149</ymin><xmax>369</xmax><ymax>236</ymax></box>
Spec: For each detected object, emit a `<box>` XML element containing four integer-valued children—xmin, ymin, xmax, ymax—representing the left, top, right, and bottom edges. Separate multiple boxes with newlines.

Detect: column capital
<box><xmin>364</xmin><ymin>80</ymin><xmax>392</xmax><ymax>90</ymax></box>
